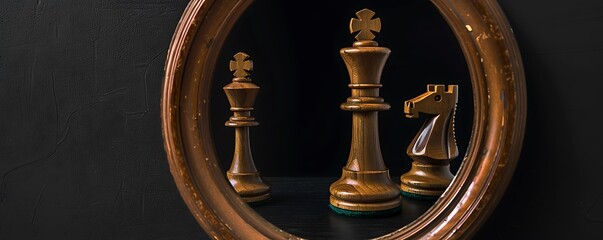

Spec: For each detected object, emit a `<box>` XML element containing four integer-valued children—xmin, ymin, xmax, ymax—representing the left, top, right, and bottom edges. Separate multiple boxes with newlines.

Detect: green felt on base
<box><xmin>400</xmin><ymin>190</ymin><xmax>439</xmax><ymax>201</ymax></box>
<box><xmin>329</xmin><ymin>204</ymin><xmax>401</xmax><ymax>218</ymax></box>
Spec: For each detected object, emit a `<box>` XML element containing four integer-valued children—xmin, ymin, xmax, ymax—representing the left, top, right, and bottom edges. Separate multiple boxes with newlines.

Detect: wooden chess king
<box><xmin>329</xmin><ymin>9</ymin><xmax>401</xmax><ymax>216</ymax></box>
<box><xmin>223</xmin><ymin>52</ymin><xmax>270</xmax><ymax>203</ymax></box>
<box><xmin>401</xmin><ymin>84</ymin><xmax>459</xmax><ymax>200</ymax></box>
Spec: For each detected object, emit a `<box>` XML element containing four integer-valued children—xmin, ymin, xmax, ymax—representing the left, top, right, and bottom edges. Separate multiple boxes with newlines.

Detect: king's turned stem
<box><xmin>229</xmin><ymin>126</ymin><xmax>257</xmax><ymax>173</ymax></box>
<box><xmin>347</xmin><ymin>112</ymin><xmax>386</xmax><ymax>171</ymax></box>
<box><xmin>223</xmin><ymin>52</ymin><xmax>269</xmax><ymax>203</ymax></box>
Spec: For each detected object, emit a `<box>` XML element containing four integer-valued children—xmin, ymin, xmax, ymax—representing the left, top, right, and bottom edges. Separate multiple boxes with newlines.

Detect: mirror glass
<box><xmin>210</xmin><ymin>0</ymin><xmax>472</xmax><ymax>238</ymax></box>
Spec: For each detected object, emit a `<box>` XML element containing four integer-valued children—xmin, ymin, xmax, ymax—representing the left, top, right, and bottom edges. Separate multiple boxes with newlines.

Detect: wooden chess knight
<box><xmin>401</xmin><ymin>84</ymin><xmax>459</xmax><ymax>200</ymax></box>
<box><xmin>223</xmin><ymin>52</ymin><xmax>270</xmax><ymax>203</ymax></box>
<box><xmin>329</xmin><ymin>9</ymin><xmax>401</xmax><ymax>216</ymax></box>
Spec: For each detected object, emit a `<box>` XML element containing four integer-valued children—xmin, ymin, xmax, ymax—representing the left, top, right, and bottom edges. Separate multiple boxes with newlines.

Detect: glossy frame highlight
<box><xmin>161</xmin><ymin>0</ymin><xmax>526</xmax><ymax>238</ymax></box>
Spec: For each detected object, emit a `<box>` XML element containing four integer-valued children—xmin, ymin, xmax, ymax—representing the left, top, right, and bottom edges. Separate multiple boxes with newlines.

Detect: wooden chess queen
<box><xmin>401</xmin><ymin>84</ymin><xmax>459</xmax><ymax>200</ymax></box>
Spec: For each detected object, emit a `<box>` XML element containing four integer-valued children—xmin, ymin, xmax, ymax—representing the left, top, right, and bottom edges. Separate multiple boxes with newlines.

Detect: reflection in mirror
<box><xmin>209</xmin><ymin>1</ymin><xmax>472</xmax><ymax>239</ymax></box>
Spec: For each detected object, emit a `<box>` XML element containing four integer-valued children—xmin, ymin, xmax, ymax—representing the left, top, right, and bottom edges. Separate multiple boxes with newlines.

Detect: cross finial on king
<box><xmin>229</xmin><ymin>52</ymin><xmax>253</xmax><ymax>78</ymax></box>
<box><xmin>350</xmin><ymin>8</ymin><xmax>381</xmax><ymax>41</ymax></box>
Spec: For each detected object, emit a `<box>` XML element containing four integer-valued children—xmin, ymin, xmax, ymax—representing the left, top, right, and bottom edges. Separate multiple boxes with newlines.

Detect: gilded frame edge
<box><xmin>161</xmin><ymin>0</ymin><xmax>527</xmax><ymax>239</ymax></box>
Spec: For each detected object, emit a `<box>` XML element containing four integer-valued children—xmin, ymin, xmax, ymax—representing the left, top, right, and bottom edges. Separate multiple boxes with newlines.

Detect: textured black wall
<box><xmin>0</xmin><ymin>0</ymin><xmax>203</xmax><ymax>239</ymax></box>
<box><xmin>0</xmin><ymin>0</ymin><xmax>602</xmax><ymax>239</ymax></box>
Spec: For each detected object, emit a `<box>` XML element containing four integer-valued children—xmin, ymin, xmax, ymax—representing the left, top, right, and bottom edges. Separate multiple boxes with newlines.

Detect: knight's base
<box><xmin>399</xmin><ymin>182</ymin><xmax>445</xmax><ymax>198</ymax></box>
<box><xmin>329</xmin><ymin>194</ymin><xmax>401</xmax><ymax>212</ymax></box>
<box><xmin>329</xmin><ymin>204</ymin><xmax>401</xmax><ymax>218</ymax></box>
<box><xmin>400</xmin><ymin>190</ymin><xmax>439</xmax><ymax>201</ymax></box>
<box><xmin>399</xmin><ymin>161</ymin><xmax>453</xmax><ymax>199</ymax></box>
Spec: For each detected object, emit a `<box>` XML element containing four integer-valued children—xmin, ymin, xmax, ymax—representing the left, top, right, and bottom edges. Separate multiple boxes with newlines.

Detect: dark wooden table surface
<box><xmin>248</xmin><ymin>177</ymin><xmax>434</xmax><ymax>240</ymax></box>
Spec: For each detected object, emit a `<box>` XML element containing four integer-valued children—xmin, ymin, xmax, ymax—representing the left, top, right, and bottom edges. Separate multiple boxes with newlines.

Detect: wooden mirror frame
<box><xmin>161</xmin><ymin>0</ymin><xmax>526</xmax><ymax>238</ymax></box>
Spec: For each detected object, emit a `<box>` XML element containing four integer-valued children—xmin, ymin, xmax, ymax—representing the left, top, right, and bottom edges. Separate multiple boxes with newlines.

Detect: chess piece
<box><xmin>223</xmin><ymin>52</ymin><xmax>270</xmax><ymax>203</ymax></box>
<box><xmin>400</xmin><ymin>84</ymin><xmax>459</xmax><ymax>200</ymax></box>
<box><xmin>329</xmin><ymin>9</ymin><xmax>401</xmax><ymax>216</ymax></box>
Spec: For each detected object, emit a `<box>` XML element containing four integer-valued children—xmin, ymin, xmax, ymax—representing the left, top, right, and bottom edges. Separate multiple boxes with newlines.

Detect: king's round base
<box><xmin>329</xmin><ymin>204</ymin><xmax>401</xmax><ymax>218</ymax></box>
<box><xmin>329</xmin><ymin>169</ymin><xmax>401</xmax><ymax>214</ymax></box>
<box><xmin>228</xmin><ymin>172</ymin><xmax>271</xmax><ymax>204</ymax></box>
<box><xmin>329</xmin><ymin>195</ymin><xmax>401</xmax><ymax>213</ymax></box>
<box><xmin>243</xmin><ymin>192</ymin><xmax>271</xmax><ymax>205</ymax></box>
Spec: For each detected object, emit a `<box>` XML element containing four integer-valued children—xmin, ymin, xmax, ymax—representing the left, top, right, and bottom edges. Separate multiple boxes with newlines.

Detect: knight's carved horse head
<box><xmin>405</xmin><ymin>84</ymin><xmax>458</xmax><ymax>119</ymax></box>
<box><xmin>404</xmin><ymin>84</ymin><xmax>458</xmax><ymax>160</ymax></box>
<box><xmin>399</xmin><ymin>84</ymin><xmax>459</xmax><ymax>199</ymax></box>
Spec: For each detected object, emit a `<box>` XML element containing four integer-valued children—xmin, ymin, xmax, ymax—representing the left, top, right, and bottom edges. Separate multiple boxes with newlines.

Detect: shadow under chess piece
<box><xmin>329</xmin><ymin>9</ymin><xmax>401</xmax><ymax>217</ymax></box>
<box><xmin>223</xmin><ymin>52</ymin><xmax>270</xmax><ymax>204</ymax></box>
<box><xmin>401</xmin><ymin>84</ymin><xmax>459</xmax><ymax>201</ymax></box>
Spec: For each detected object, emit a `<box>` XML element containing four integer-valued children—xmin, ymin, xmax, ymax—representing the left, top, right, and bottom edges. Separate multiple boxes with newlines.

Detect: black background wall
<box><xmin>1</xmin><ymin>0</ymin><xmax>602</xmax><ymax>239</ymax></box>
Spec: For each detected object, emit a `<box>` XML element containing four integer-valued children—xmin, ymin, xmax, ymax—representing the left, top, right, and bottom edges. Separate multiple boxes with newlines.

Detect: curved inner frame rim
<box><xmin>164</xmin><ymin>0</ymin><xmax>526</xmax><ymax>239</ymax></box>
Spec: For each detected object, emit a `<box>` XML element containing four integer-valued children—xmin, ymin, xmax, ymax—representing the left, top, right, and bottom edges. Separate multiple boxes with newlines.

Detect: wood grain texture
<box><xmin>400</xmin><ymin>84</ymin><xmax>459</xmax><ymax>197</ymax></box>
<box><xmin>329</xmin><ymin>36</ymin><xmax>401</xmax><ymax>212</ymax></box>
<box><xmin>223</xmin><ymin>55</ymin><xmax>270</xmax><ymax>203</ymax></box>
<box><xmin>2</xmin><ymin>0</ymin><xmax>603</xmax><ymax>239</ymax></box>
<box><xmin>254</xmin><ymin>177</ymin><xmax>433</xmax><ymax>240</ymax></box>
<box><xmin>162</xmin><ymin>0</ymin><xmax>527</xmax><ymax>238</ymax></box>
